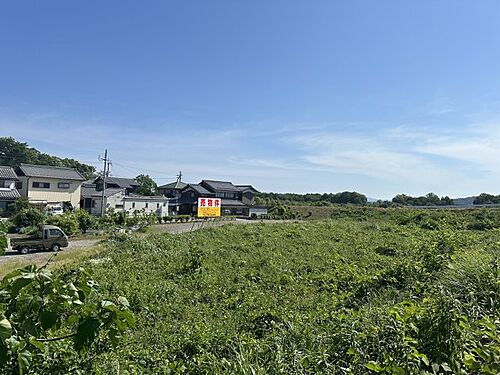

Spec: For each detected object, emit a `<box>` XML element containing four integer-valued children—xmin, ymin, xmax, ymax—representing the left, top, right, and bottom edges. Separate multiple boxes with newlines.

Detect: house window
<box><xmin>58</xmin><ymin>182</ymin><xmax>70</xmax><ymax>189</ymax></box>
<box><xmin>0</xmin><ymin>180</ymin><xmax>7</xmax><ymax>188</ymax></box>
<box><xmin>132</xmin><ymin>202</ymin><xmax>135</xmax><ymax>208</ymax></box>
<box><xmin>157</xmin><ymin>203</ymin><xmax>160</xmax><ymax>208</ymax></box>
<box><xmin>32</xmin><ymin>182</ymin><xmax>50</xmax><ymax>189</ymax></box>
<box><xmin>15</xmin><ymin>181</ymin><xmax>22</xmax><ymax>189</ymax></box>
<box><xmin>145</xmin><ymin>203</ymin><xmax>149</xmax><ymax>208</ymax></box>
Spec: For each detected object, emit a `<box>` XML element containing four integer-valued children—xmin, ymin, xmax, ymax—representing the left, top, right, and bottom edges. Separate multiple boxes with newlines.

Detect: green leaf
<box><xmin>29</xmin><ymin>337</ymin><xmax>45</xmax><ymax>351</ymax></box>
<box><xmin>0</xmin><ymin>317</ymin><xmax>12</xmax><ymax>342</ymax></box>
<box><xmin>74</xmin><ymin>317</ymin><xmax>100</xmax><ymax>351</ymax></box>
<box><xmin>17</xmin><ymin>349</ymin><xmax>31</xmax><ymax>375</ymax></box>
<box><xmin>11</xmin><ymin>277</ymin><xmax>35</xmax><ymax>296</ymax></box>
<box><xmin>365</xmin><ymin>361</ymin><xmax>384</xmax><ymax>372</ymax></box>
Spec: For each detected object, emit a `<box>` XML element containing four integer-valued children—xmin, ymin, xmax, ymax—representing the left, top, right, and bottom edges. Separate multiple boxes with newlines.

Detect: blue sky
<box><xmin>1</xmin><ymin>1</ymin><xmax>500</xmax><ymax>198</ymax></box>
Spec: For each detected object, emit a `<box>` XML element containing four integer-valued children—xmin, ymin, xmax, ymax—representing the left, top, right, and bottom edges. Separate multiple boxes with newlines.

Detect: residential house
<box><xmin>157</xmin><ymin>180</ymin><xmax>187</xmax><ymax>199</ymax></box>
<box><xmin>93</xmin><ymin>176</ymin><xmax>140</xmax><ymax>194</ymax></box>
<box><xmin>200</xmin><ymin>180</ymin><xmax>247</xmax><ymax>215</ymax></box>
<box><xmin>178</xmin><ymin>183</ymin><xmax>215</xmax><ymax>215</ymax></box>
<box><xmin>15</xmin><ymin>164</ymin><xmax>85</xmax><ymax>209</ymax></box>
<box><xmin>176</xmin><ymin>179</ymin><xmax>267</xmax><ymax>217</ymax></box>
<box><xmin>0</xmin><ymin>166</ymin><xmax>21</xmax><ymax>216</ymax></box>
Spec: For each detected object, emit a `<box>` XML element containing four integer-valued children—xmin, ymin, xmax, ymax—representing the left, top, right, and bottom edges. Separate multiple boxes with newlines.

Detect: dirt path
<box><xmin>1</xmin><ymin>238</ymin><xmax>102</xmax><ymax>264</ymax></box>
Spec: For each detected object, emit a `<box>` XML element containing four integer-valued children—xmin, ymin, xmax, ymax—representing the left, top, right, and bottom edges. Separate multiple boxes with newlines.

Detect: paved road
<box><xmin>1</xmin><ymin>219</ymin><xmax>280</xmax><ymax>264</ymax></box>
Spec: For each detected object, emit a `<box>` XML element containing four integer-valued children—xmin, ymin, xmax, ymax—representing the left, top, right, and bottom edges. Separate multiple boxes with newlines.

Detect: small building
<box><xmin>15</xmin><ymin>164</ymin><xmax>85</xmax><ymax>209</ymax></box>
<box><xmin>81</xmin><ymin>182</ymin><xmax>170</xmax><ymax>217</ymax></box>
<box><xmin>81</xmin><ymin>183</ymin><xmax>125</xmax><ymax>216</ymax></box>
<box><xmin>122</xmin><ymin>195</ymin><xmax>170</xmax><ymax>217</ymax></box>
<box><xmin>0</xmin><ymin>166</ymin><xmax>21</xmax><ymax>216</ymax></box>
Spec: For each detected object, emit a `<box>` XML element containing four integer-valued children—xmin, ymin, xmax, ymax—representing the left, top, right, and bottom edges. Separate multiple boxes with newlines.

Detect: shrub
<box><xmin>46</xmin><ymin>213</ymin><xmax>80</xmax><ymax>236</ymax></box>
<box><xmin>0</xmin><ymin>233</ymin><xmax>7</xmax><ymax>255</ymax></box>
<box><xmin>74</xmin><ymin>209</ymin><xmax>97</xmax><ymax>233</ymax></box>
<box><xmin>12</xmin><ymin>207</ymin><xmax>45</xmax><ymax>228</ymax></box>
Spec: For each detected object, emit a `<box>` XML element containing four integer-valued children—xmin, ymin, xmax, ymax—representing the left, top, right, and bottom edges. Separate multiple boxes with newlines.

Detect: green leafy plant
<box><xmin>0</xmin><ymin>262</ymin><xmax>134</xmax><ymax>374</ymax></box>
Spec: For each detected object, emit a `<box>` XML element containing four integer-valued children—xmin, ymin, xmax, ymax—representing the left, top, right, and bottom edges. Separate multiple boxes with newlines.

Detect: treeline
<box><xmin>392</xmin><ymin>193</ymin><xmax>454</xmax><ymax>206</ymax></box>
<box><xmin>0</xmin><ymin>137</ymin><xmax>96</xmax><ymax>180</ymax></box>
<box><xmin>474</xmin><ymin>193</ymin><xmax>500</xmax><ymax>205</ymax></box>
<box><xmin>256</xmin><ymin>191</ymin><xmax>368</xmax><ymax>205</ymax></box>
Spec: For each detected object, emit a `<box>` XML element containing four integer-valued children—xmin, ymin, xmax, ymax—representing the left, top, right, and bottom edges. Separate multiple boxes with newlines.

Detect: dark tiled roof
<box><xmin>236</xmin><ymin>185</ymin><xmax>259</xmax><ymax>193</ymax></box>
<box><xmin>0</xmin><ymin>166</ymin><xmax>18</xmax><ymax>180</ymax></box>
<box><xmin>98</xmin><ymin>177</ymin><xmax>140</xmax><ymax>189</ymax></box>
<box><xmin>81</xmin><ymin>186</ymin><xmax>124</xmax><ymax>199</ymax></box>
<box><xmin>0</xmin><ymin>189</ymin><xmax>21</xmax><ymax>200</ymax></box>
<box><xmin>202</xmin><ymin>180</ymin><xmax>240</xmax><ymax>192</ymax></box>
<box><xmin>18</xmin><ymin>164</ymin><xmax>85</xmax><ymax>181</ymax></box>
<box><xmin>158</xmin><ymin>181</ymin><xmax>188</xmax><ymax>190</ymax></box>
<box><xmin>187</xmin><ymin>184</ymin><xmax>214</xmax><ymax>196</ymax></box>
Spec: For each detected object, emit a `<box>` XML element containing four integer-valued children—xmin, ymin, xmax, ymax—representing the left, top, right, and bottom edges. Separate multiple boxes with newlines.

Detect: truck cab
<box><xmin>9</xmin><ymin>225</ymin><xmax>69</xmax><ymax>254</ymax></box>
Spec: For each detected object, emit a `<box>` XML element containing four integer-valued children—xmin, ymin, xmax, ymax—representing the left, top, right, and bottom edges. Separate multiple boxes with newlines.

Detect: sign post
<box><xmin>197</xmin><ymin>197</ymin><xmax>221</xmax><ymax>218</ymax></box>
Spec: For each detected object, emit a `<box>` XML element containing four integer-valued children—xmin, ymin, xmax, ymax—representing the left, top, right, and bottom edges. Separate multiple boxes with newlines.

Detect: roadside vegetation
<box><xmin>2</xmin><ymin>207</ymin><xmax>491</xmax><ymax>374</ymax></box>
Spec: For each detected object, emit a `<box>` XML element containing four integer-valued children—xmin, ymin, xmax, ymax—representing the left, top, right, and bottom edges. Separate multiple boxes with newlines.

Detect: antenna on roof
<box><xmin>176</xmin><ymin>171</ymin><xmax>182</xmax><ymax>183</ymax></box>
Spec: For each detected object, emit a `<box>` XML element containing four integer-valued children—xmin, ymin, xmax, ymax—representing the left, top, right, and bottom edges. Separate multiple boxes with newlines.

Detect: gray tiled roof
<box><xmin>187</xmin><ymin>184</ymin><xmax>214</xmax><ymax>195</ymax></box>
<box><xmin>158</xmin><ymin>181</ymin><xmax>188</xmax><ymax>190</ymax></box>
<box><xmin>202</xmin><ymin>180</ymin><xmax>240</xmax><ymax>192</ymax></box>
<box><xmin>0</xmin><ymin>166</ymin><xmax>18</xmax><ymax>180</ymax></box>
<box><xmin>95</xmin><ymin>177</ymin><xmax>140</xmax><ymax>189</ymax></box>
<box><xmin>81</xmin><ymin>186</ymin><xmax>124</xmax><ymax>199</ymax></box>
<box><xmin>236</xmin><ymin>185</ymin><xmax>259</xmax><ymax>193</ymax></box>
<box><xmin>0</xmin><ymin>189</ymin><xmax>21</xmax><ymax>200</ymax></box>
<box><xmin>18</xmin><ymin>164</ymin><xmax>85</xmax><ymax>181</ymax></box>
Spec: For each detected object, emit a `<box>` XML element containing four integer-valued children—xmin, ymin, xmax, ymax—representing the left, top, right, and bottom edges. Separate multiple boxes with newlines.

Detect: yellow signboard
<box><xmin>197</xmin><ymin>197</ymin><xmax>221</xmax><ymax>217</ymax></box>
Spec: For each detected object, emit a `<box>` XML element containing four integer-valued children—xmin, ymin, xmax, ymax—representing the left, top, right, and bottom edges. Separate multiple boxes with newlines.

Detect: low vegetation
<box><xmin>4</xmin><ymin>207</ymin><xmax>490</xmax><ymax>374</ymax></box>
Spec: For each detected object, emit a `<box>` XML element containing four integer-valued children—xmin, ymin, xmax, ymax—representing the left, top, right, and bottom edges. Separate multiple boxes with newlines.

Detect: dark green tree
<box><xmin>0</xmin><ymin>137</ymin><xmax>96</xmax><ymax>180</ymax></box>
<box><xmin>135</xmin><ymin>174</ymin><xmax>158</xmax><ymax>196</ymax></box>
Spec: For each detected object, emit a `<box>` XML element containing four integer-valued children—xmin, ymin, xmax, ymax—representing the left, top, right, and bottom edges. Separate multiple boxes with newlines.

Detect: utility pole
<box><xmin>99</xmin><ymin>149</ymin><xmax>110</xmax><ymax>216</ymax></box>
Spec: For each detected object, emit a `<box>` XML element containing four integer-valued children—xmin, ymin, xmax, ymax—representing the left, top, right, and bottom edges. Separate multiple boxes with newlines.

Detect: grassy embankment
<box><xmin>33</xmin><ymin>208</ymin><xmax>499</xmax><ymax>374</ymax></box>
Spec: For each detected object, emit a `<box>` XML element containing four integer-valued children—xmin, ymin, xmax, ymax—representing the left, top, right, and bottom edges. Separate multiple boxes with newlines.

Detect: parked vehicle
<box><xmin>48</xmin><ymin>204</ymin><xmax>64</xmax><ymax>216</ymax></box>
<box><xmin>9</xmin><ymin>225</ymin><xmax>69</xmax><ymax>254</ymax></box>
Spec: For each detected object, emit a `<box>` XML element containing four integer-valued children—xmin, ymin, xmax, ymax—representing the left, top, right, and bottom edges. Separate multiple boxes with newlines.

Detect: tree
<box><xmin>0</xmin><ymin>137</ymin><xmax>96</xmax><ymax>180</ymax></box>
<box><xmin>74</xmin><ymin>209</ymin><xmax>97</xmax><ymax>233</ymax></box>
<box><xmin>12</xmin><ymin>208</ymin><xmax>45</xmax><ymax>229</ymax></box>
<box><xmin>135</xmin><ymin>174</ymin><xmax>157</xmax><ymax>196</ymax></box>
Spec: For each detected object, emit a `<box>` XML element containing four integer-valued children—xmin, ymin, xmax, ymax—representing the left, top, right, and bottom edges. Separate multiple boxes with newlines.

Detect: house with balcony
<box><xmin>15</xmin><ymin>164</ymin><xmax>85</xmax><ymax>209</ymax></box>
<box><xmin>0</xmin><ymin>166</ymin><xmax>21</xmax><ymax>216</ymax></box>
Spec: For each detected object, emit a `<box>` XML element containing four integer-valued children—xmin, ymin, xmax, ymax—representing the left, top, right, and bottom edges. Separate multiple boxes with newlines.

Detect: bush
<box><xmin>46</xmin><ymin>213</ymin><xmax>80</xmax><ymax>236</ymax></box>
<box><xmin>74</xmin><ymin>209</ymin><xmax>97</xmax><ymax>233</ymax></box>
<box><xmin>12</xmin><ymin>207</ymin><xmax>45</xmax><ymax>228</ymax></box>
<box><xmin>0</xmin><ymin>234</ymin><xmax>7</xmax><ymax>255</ymax></box>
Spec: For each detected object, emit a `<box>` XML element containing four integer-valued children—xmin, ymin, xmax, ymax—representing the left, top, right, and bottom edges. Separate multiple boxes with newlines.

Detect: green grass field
<box><xmin>30</xmin><ymin>209</ymin><xmax>500</xmax><ymax>374</ymax></box>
